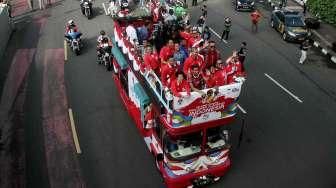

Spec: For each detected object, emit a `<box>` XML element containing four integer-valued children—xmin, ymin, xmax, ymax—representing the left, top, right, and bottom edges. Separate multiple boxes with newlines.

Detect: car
<box><xmin>270</xmin><ymin>9</ymin><xmax>308</xmax><ymax>42</ymax></box>
<box><xmin>233</xmin><ymin>0</ymin><xmax>255</xmax><ymax>11</ymax></box>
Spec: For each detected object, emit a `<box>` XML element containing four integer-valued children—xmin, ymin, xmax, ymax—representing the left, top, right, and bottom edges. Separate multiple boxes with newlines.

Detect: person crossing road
<box><xmin>221</xmin><ymin>17</ymin><xmax>232</xmax><ymax>41</ymax></box>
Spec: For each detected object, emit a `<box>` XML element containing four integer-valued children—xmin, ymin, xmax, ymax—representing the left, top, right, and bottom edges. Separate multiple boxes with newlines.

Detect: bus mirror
<box><xmin>156</xmin><ymin>153</ymin><xmax>164</xmax><ymax>162</ymax></box>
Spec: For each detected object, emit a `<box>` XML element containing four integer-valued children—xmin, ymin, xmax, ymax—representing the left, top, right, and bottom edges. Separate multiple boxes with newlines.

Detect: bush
<box><xmin>307</xmin><ymin>0</ymin><xmax>336</xmax><ymax>25</ymax></box>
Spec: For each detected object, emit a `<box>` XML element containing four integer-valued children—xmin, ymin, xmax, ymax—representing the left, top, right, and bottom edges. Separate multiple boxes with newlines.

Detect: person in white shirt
<box><xmin>126</xmin><ymin>24</ymin><xmax>138</xmax><ymax>44</ymax></box>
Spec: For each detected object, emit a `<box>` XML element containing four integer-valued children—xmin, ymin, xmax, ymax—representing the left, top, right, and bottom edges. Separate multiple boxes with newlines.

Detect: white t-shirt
<box><xmin>126</xmin><ymin>25</ymin><xmax>138</xmax><ymax>44</ymax></box>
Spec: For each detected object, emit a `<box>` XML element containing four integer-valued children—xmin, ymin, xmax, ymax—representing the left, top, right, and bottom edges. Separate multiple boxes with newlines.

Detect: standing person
<box><xmin>299</xmin><ymin>39</ymin><xmax>310</xmax><ymax>64</ymax></box>
<box><xmin>237</xmin><ymin>42</ymin><xmax>247</xmax><ymax>71</ymax></box>
<box><xmin>192</xmin><ymin>0</ymin><xmax>197</xmax><ymax>6</ymax></box>
<box><xmin>302</xmin><ymin>0</ymin><xmax>307</xmax><ymax>16</ymax></box>
<box><xmin>250</xmin><ymin>10</ymin><xmax>261</xmax><ymax>32</ymax></box>
<box><xmin>196</xmin><ymin>16</ymin><xmax>205</xmax><ymax>34</ymax></box>
<box><xmin>221</xmin><ymin>17</ymin><xmax>232</xmax><ymax>41</ymax></box>
<box><xmin>202</xmin><ymin>26</ymin><xmax>211</xmax><ymax>41</ymax></box>
<box><xmin>201</xmin><ymin>5</ymin><xmax>207</xmax><ymax>18</ymax></box>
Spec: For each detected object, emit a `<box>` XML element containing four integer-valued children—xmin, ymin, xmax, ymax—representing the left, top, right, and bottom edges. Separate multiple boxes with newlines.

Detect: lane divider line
<box><xmin>209</xmin><ymin>27</ymin><xmax>228</xmax><ymax>44</ymax></box>
<box><xmin>102</xmin><ymin>3</ymin><xmax>108</xmax><ymax>15</ymax></box>
<box><xmin>64</xmin><ymin>40</ymin><xmax>68</xmax><ymax>62</ymax></box>
<box><xmin>68</xmin><ymin>108</ymin><xmax>82</xmax><ymax>154</ymax></box>
<box><xmin>264</xmin><ymin>73</ymin><xmax>303</xmax><ymax>103</ymax></box>
<box><xmin>237</xmin><ymin>104</ymin><xmax>247</xmax><ymax>114</ymax></box>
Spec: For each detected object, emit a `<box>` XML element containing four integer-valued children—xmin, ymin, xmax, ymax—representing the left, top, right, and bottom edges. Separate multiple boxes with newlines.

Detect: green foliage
<box><xmin>307</xmin><ymin>0</ymin><xmax>336</xmax><ymax>25</ymax></box>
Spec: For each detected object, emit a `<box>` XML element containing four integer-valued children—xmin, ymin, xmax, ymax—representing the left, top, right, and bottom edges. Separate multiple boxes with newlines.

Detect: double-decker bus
<box><xmin>109</xmin><ymin>4</ymin><xmax>246</xmax><ymax>188</ymax></box>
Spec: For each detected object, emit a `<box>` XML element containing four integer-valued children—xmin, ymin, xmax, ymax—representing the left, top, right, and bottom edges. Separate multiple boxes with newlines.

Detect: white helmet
<box><xmin>68</xmin><ymin>20</ymin><xmax>74</xmax><ymax>25</ymax></box>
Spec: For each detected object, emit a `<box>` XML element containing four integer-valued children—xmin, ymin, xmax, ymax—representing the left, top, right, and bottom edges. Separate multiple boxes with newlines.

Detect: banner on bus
<box><xmin>172</xmin><ymin>83</ymin><xmax>242</xmax><ymax>127</ymax></box>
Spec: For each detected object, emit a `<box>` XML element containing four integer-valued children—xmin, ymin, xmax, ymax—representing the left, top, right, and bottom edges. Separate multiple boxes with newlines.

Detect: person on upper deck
<box><xmin>159</xmin><ymin>39</ymin><xmax>175</xmax><ymax>63</ymax></box>
<box><xmin>126</xmin><ymin>23</ymin><xmax>138</xmax><ymax>45</ymax></box>
<box><xmin>213</xmin><ymin>59</ymin><xmax>228</xmax><ymax>86</ymax></box>
<box><xmin>170</xmin><ymin>71</ymin><xmax>190</xmax><ymax>97</ymax></box>
<box><xmin>161</xmin><ymin>57</ymin><xmax>177</xmax><ymax>87</ymax></box>
<box><xmin>188</xmin><ymin>65</ymin><xmax>206</xmax><ymax>95</ymax></box>
<box><xmin>183</xmin><ymin>47</ymin><xmax>204</xmax><ymax>75</ymax></box>
<box><xmin>203</xmin><ymin>65</ymin><xmax>216</xmax><ymax>88</ymax></box>
<box><xmin>173</xmin><ymin>43</ymin><xmax>187</xmax><ymax>71</ymax></box>
<box><xmin>143</xmin><ymin>46</ymin><xmax>160</xmax><ymax>75</ymax></box>
<box><xmin>226</xmin><ymin>51</ymin><xmax>243</xmax><ymax>84</ymax></box>
<box><xmin>204</xmin><ymin>41</ymin><xmax>220</xmax><ymax>69</ymax></box>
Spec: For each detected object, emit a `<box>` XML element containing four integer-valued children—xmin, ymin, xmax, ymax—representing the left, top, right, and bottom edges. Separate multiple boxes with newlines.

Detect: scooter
<box><xmin>81</xmin><ymin>0</ymin><xmax>93</xmax><ymax>19</ymax></box>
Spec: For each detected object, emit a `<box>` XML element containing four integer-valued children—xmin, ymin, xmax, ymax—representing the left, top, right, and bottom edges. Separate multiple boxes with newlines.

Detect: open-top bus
<box><xmin>109</xmin><ymin>2</ymin><xmax>246</xmax><ymax>188</ymax></box>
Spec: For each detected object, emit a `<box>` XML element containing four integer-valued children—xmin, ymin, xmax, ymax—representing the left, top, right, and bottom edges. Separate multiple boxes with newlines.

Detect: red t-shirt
<box><xmin>170</xmin><ymin>79</ymin><xmax>191</xmax><ymax>97</ymax></box>
<box><xmin>159</xmin><ymin>45</ymin><xmax>175</xmax><ymax>62</ymax></box>
<box><xmin>161</xmin><ymin>64</ymin><xmax>176</xmax><ymax>87</ymax></box>
<box><xmin>144</xmin><ymin>52</ymin><xmax>160</xmax><ymax>72</ymax></box>
<box><xmin>203</xmin><ymin>73</ymin><xmax>216</xmax><ymax>88</ymax></box>
<box><xmin>188</xmin><ymin>74</ymin><xmax>205</xmax><ymax>90</ymax></box>
<box><xmin>226</xmin><ymin>61</ymin><xmax>242</xmax><ymax>84</ymax></box>
<box><xmin>183</xmin><ymin>54</ymin><xmax>204</xmax><ymax>75</ymax></box>
<box><xmin>214</xmin><ymin>69</ymin><xmax>228</xmax><ymax>86</ymax></box>
<box><xmin>205</xmin><ymin>50</ymin><xmax>220</xmax><ymax>68</ymax></box>
<box><xmin>251</xmin><ymin>12</ymin><xmax>261</xmax><ymax>23</ymax></box>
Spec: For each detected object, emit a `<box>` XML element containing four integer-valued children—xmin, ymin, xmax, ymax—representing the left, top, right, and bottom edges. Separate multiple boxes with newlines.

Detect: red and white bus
<box><xmin>110</xmin><ymin>10</ymin><xmax>246</xmax><ymax>188</ymax></box>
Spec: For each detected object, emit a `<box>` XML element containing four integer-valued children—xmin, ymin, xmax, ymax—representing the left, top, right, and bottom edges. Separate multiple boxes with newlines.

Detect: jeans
<box><xmin>221</xmin><ymin>30</ymin><xmax>230</xmax><ymax>40</ymax></box>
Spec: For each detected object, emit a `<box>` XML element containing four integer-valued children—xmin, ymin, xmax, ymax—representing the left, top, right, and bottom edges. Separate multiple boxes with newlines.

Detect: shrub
<box><xmin>307</xmin><ymin>0</ymin><xmax>336</xmax><ymax>25</ymax></box>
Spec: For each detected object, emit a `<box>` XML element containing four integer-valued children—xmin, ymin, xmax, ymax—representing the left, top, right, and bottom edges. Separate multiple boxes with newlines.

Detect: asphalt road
<box><xmin>1</xmin><ymin>0</ymin><xmax>336</xmax><ymax>187</ymax></box>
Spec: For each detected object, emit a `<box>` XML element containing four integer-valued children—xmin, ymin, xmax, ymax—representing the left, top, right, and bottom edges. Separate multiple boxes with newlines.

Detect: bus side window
<box><xmin>154</xmin><ymin>118</ymin><xmax>162</xmax><ymax>140</ymax></box>
<box><xmin>120</xmin><ymin>69</ymin><xmax>128</xmax><ymax>95</ymax></box>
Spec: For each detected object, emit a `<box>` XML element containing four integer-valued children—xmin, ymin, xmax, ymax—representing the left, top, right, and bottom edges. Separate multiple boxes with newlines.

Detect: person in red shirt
<box><xmin>225</xmin><ymin>52</ymin><xmax>243</xmax><ymax>84</ymax></box>
<box><xmin>159</xmin><ymin>39</ymin><xmax>175</xmax><ymax>63</ymax></box>
<box><xmin>188</xmin><ymin>65</ymin><xmax>206</xmax><ymax>95</ymax></box>
<box><xmin>213</xmin><ymin>59</ymin><xmax>228</xmax><ymax>86</ymax></box>
<box><xmin>161</xmin><ymin>57</ymin><xmax>177</xmax><ymax>87</ymax></box>
<box><xmin>183</xmin><ymin>47</ymin><xmax>204</xmax><ymax>75</ymax></box>
<box><xmin>143</xmin><ymin>46</ymin><xmax>160</xmax><ymax>75</ymax></box>
<box><xmin>203</xmin><ymin>65</ymin><xmax>217</xmax><ymax>88</ymax></box>
<box><xmin>250</xmin><ymin>10</ymin><xmax>261</xmax><ymax>32</ymax></box>
<box><xmin>204</xmin><ymin>41</ymin><xmax>220</xmax><ymax>69</ymax></box>
<box><xmin>170</xmin><ymin>71</ymin><xmax>191</xmax><ymax>97</ymax></box>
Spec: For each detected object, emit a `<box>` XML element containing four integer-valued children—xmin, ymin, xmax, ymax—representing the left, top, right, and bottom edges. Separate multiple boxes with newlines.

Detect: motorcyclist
<box><xmin>97</xmin><ymin>37</ymin><xmax>113</xmax><ymax>63</ymax></box>
<box><xmin>97</xmin><ymin>30</ymin><xmax>110</xmax><ymax>44</ymax></box>
<box><xmin>80</xmin><ymin>0</ymin><xmax>93</xmax><ymax>16</ymax></box>
<box><xmin>64</xmin><ymin>20</ymin><xmax>82</xmax><ymax>43</ymax></box>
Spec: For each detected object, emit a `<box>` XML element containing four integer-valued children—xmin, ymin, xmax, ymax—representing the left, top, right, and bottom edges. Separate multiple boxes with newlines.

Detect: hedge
<box><xmin>307</xmin><ymin>0</ymin><xmax>336</xmax><ymax>25</ymax></box>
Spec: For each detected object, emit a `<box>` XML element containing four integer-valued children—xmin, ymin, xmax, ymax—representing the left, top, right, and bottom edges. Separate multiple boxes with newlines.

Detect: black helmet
<box><xmin>100</xmin><ymin>30</ymin><xmax>106</xmax><ymax>35</ymax></box>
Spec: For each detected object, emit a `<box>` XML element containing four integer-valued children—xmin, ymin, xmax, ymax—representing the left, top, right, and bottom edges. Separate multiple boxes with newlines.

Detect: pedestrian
<box><xmin>196</xmin><ymin>16</ymin><xmax>205</xmax><ymax>34</ymax></box>
<box><xmin>201</xmin><ymin>5</ymin><xmax>207</xmax><ymax>18</ymax></box>
<box><xmin>202</xmin><ymin>26</ymin><xmax>211</xmax><ymax>41</ymax></box>
<box><xmin>192</xmin><ymin>0</ymin><xmax>197</xmax><ymax>6</ymax></box>
<box><xmin>303</xmin><ymin>0</ymin><xmax>307</xmax><ymax>16</ymax></box>
<box><xmin>237</xmin><ymin>42</ymin><xmax>247</xmax><ymax>71</ymax></box>
<box><xmin>221</xmin><ymin>17</ymin><xmax>231</xmax><ymax>41</ymax></box>
<box><xmin>250</xmin><ymin>10</ymin><xmax>261</xmax><ymax>32</ymax></box>
<box><xmin>299</xmin><ymin>39</ymin><xmax>310</xmax><ymax>64</ymax></box>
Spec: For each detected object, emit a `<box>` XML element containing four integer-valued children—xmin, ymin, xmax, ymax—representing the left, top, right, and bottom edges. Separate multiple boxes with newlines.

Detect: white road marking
<box><xmin>331</xmin><ymin>56</ymin><xmax>336</xmax><ymax>64</ymax></box>
<box><xmin>321</xmin><ymin>48</ymin><xmax>328</xmax><ymax>55</ymax></box>
<box><xmin>64</xmin><ymin>40</ymin><xmax>68</xmax><ymax>61</ymax></box>
<box><xmin>237</xmin><ymin>104</ymin><xmax>247</xmax><ymax>114</ymax></box>
<box><xmin>264</xmin><ymin>73</ymin><xmax>303</xmax><ymax>103</ymax></box>
<box><xmin>102</xmin><ymin>3</ymin><xmax>108</xmax><ymax>15</ymax></box>
<box><xmin>209</xmin><ymin>27</ymin><xmax>228</xmax><ymax>44</ymax></box>
<box><xmin>68</xmin><ymin>108</ymin><xmax>82</xmax><ymax>154</ymax></box>
<box><xmin>313</xmin><ymin>41</ymin><xmax>319</xmax><ymax>47</ymax></box>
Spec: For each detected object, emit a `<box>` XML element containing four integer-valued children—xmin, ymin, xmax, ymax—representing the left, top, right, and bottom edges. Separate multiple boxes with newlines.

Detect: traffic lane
<box><xmin>191</xmin><ymin>1</ymin><xmax>336</xmax><ymax>188</ymax></box>
<box><xmin>58</xmin><ymin>0</ymin><xmax>165</xmax><ymax>187</ymax></box>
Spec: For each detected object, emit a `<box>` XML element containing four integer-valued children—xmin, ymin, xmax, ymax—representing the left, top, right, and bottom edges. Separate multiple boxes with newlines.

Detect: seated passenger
<box><xmin>126</xmin><ymin>23</ymin><xmax>138</xmax><ymax>45</ymax></box>
<box><xmin>188</xmin><ymin>65</ymin><xmax>205</xmax><ymax>94</ymax></box>
<box><xmin>183</xmin><ymin>47</ymin><xmax>204</xmax><ymax>75</ymax></box>
<box><xmin>159</xmin><ymin>39</ymin><xmax>175</xmax><ymax>63</ymax></box>
<box><xmin>226</xmin><ymin>52</ymin><xmax>243</xmax><ymax>84</ymax></box>
<box><xmin>143</xmin><ymin>46</ymin><xmax>160</xmax><ymax>75</ymax></box>
<box><xmin>173</xmin><ymin>43</ymin><xmax>187</xmax><ymax>71</ymax></box>
<box><xmin>213</xmin><ymin>59</ymin><xmax>227</xmax><ymax>86</ymax></box>
<box><xmin>170</xmin><ymin>71</ymin><xmax>190</xmax><ymax>97</ymax></box>
<box><xmin>161</xmin><ymin>58</ymin><xmax>177</xmax><ymax>87</ymax></box>
<box><xmin>204</xmin><ymin>41</ymin><xmax>220</xmax><ymax>69</ymax></box>
<box><xmin>137</xmin><ymin>22</ymin><xmax>149</xmax><ymax>45</ymax></box>
<box><xmin>203</xmin><ymin>65</ymin><xmax>216</xmax><ymax>88</ymax></box>
<box><xmin>179</xmin><ymin>39</ymin><xmax>189</xmax><ymax>57</ymax></box>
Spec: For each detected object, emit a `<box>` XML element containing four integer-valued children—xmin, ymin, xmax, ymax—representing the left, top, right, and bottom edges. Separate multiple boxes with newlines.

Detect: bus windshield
<box><xmin>206</xmin><ymin>126</ymin><xmax>230</xmax><ymax>153</ymax></box>
<box><xmin>164</xmin><ymin>132</ymin><xmax>202</xmax><ymax>161</ymax></box>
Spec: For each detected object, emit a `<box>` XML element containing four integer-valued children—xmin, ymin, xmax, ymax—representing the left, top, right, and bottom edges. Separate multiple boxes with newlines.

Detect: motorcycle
<box><xmin>84</xmin><ymin>0</ymin><xmax>92</xmax><ymax>19</ymax></box>
<box><xmin>97</xmin><ymin>44</ymin><xmax>113</xmax><ymax>71</ymax></box>
<box><xmin>67</xmin><ymin>30</ymin><xmax>82</xmax><ymax>56</ymax></box>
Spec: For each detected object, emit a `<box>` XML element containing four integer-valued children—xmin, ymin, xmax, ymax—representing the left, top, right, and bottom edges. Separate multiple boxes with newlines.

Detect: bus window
<box><xmin>154</xmin><ymin>118</ymin><xmax>162</xmax><ymax>140</ymax></box>
<box><xmin>205</xmin><ymin>126</ymin><xmax>231</xmax><ymax>153</ymax></box>
<box><xmin>163</xmin><ymin>132</ymin><xmax>202</xmax><ymax>161</ymax></box>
